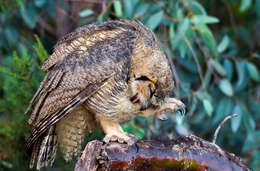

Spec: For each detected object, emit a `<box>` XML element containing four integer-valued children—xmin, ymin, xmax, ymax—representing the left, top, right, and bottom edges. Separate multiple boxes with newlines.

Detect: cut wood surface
<box><xmin>75</xmin><ymin>135</ymin><xmax>251</xmax><ymax>171</ymax></box>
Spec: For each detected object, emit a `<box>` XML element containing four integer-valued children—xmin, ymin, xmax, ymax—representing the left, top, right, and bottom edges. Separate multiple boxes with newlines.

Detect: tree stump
<box><xmin>74</xmin><ymin>134</ymin><xmax>251</xmax><ymax>171</ymax></box>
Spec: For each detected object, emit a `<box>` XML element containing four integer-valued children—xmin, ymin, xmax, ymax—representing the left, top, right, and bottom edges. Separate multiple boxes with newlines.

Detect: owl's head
<box><xmin>129</xmin><ymin>69</ymin><xmax>178</xmax><ymax>116</ymax></box>
<box><xmin>129</xmin><ymin>75</ymin><xmax>185</xmax><ymax>120</ymax></box>
<box><xmin>130</xmin><ymin>74</ymin><xmax>157</xmax><ymax>110</ymax></box>
<box><xmin>128</xmin><ymin>21</ymin><xmax>184</xmax><ymax>119</ymax></box>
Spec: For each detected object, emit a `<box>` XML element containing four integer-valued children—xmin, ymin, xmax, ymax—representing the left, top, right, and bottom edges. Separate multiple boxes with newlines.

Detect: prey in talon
<box><xmin>26</xmin><ymin>20</ymin><xmax>185</xmax><ymax>170</ymax></box>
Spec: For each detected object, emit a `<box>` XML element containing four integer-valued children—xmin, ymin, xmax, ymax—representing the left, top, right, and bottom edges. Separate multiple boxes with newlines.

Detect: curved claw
<box><xmin>178</xmin><ymin>107</ymin><xmax>186</xmax><ymax>116</ymax></box>
<box><xmin>125</xmin><ymin>133</ymin><xmax>139</xmax><ymax>145</ymax></box>
<box><xmin>103</xmin><ymin>133</ymin><xmax>138</xmax><ymax>146</ymax></box>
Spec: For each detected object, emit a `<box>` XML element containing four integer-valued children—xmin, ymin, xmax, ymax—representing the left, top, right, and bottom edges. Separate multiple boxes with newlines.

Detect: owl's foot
<box><xmin>103</xmin><ymin>132</ymin><xmax>138</xmax><ymax>146</ymax></box>
<box><xmin>156</xmin><ymin>97</ymin><xmax>186</xmax><ymax>120</ymax></box>
<box><xmin>100</xmin><ymin>118</ymin><xmax>138</xmax><ymax>145</ymax></box>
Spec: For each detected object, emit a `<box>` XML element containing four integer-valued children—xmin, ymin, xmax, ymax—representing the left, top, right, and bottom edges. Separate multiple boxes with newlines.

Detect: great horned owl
<box><xmin>26</xmin><ymin>20</ymin><xmax>185</xmax><ymax>170</ymax></box>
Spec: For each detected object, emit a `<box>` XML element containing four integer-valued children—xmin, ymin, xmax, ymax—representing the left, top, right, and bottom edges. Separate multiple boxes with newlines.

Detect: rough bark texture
<box><xmin>74</xmin><ymin>134</ymin><xmax>251</xmax><ymax>171</ymax></box>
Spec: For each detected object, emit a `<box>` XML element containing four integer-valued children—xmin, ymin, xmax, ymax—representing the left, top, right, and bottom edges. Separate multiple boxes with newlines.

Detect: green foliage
<box><xmin>0</xmin><ymin>0</ymin><xmax>260</xmax><ymax>170</ymax></box>
<box><xmin>0</xmin><ymin>45</ymin><xmax>43</xmax><ymax>170</ymax></box>
<box><xmin>33</xmin><ymin>35</ymin><xmax>49</xmax><ymax>64</ymax></box>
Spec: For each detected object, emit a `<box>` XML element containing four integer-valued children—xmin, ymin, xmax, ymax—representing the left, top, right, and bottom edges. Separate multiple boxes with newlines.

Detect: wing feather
<box><xmin>27</xmin><ymin>20</ymin><xmax>137</xmax><ymax>153</ymax></box>
<box><xmin>28</xmin><ymin>70</ymin><xmax>64</xmax><ymax>124</ymax></box>
<box><xmin>42</xmin><ymin>20</ymin><xmax>136</xmax><ymax>71</ymax></box>
<box><xmin>26</xmin><ymin>80</ymin><xmax>108</xmax><ymax>149</ymax></box>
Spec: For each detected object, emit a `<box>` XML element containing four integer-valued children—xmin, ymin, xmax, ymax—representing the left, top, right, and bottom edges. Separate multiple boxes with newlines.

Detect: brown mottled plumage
<box><xmin>26</xmin><ymin>20</ymin><xmax>185</xmax><ymax>170</ymax></box>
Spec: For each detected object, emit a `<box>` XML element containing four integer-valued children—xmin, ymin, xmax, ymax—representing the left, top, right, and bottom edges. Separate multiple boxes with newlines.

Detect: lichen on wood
<box><xmin>75</xmin><ymin>134</ymin><xmax>251</xmax><ymax>171</ymax></box>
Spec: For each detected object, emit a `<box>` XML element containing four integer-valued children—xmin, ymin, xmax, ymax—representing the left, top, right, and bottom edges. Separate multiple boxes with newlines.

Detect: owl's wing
<box><xmin>26</xmin><ymin>20</ymin><xmax>136</xmax><ymax>150</ymax></box>
<box><xmin>41</xmin><ymin>20</ymin><xmax>136</xmax><ymax>71</ymax></box>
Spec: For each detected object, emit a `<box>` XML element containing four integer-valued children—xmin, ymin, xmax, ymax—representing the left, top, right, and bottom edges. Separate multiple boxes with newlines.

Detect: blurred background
<box><xmin>0</xmin><ymin>0</ymin><xmax>259</xmax><ymax>170</ymax></box>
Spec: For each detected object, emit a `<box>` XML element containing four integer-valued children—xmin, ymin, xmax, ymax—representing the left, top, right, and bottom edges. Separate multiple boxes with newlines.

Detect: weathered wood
<box><xmin>75</xmin><ymin>135</ymin><xmax>251</xmax><ymax>171</ymax></box>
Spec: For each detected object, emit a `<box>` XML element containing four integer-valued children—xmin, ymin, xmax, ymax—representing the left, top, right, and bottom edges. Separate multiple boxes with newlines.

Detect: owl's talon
<box><xmin>154</xmin><ymin>98</ymin><xmax>186</xmax><ymax>120</ymax></box>
<box><xmin>177</xmin><ymin>108</ymin><xmax>186</xmax><ymax>116</ymax></box>
<box><xmin>180</xmin><ymin>108</ymin><xmax>186</xmax><ymax>116</ymax></box>
<box><xmin>103</xmin><ymin>133</ymin><xmax>138</xmax><ymax>145</ymax></box>
<box><xmin>180</xmin><ymin>104</ymin><xmax>186</xmax><ymax>116</ymax></box>
<box><xmin>125</xmin><ymin>134</ymin><xmax>138</xmax><ymax>146</ymax></box>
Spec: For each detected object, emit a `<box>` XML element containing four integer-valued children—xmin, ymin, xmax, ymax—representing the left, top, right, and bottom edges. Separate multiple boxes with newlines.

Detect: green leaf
<box><xmin>188</xmin><ymin>1</ymin><xmax>207</xmax><ymax>15</ymax></box>
<box><xmin>189</xmin><ymin>96</ymin><xmax>198</xmax><ymax>115</ymax></box>
<box><xmin>231</xmin><ymin>104</ymin><xmax>243</xmax><ymax>132</ymax></box>
<box><xmin>219</xmin><ymin>79</ymin><xmax>234</xmax><ymax>96</ymax></box>
<box><xmin>33</xmin><ymin>35</ymin><xmax>49</xmax><ymax>63</ymax></box>
<box><xmin>136</xmin><ymin>127</ymin><xmax>145</xmax><ymax>139</ymax></box>
<box><xmin>97</xmin><ymin>14</ymin><xmax>104</xmax><ymax>22</ymax></box>
<box><xmin>0</xmin><ymin>160</ymin><xmax>13</xmax><ymax>169</ymax></box>
<box><xmin>213</xmin><ymin>98</ymin><xmax>233</xmax><ymax>125</ymax></box>
<box><xmin>179</xmin><ymin>40</ymin><xmax>188</xmax><ymax>58</ymax></box>
<box><xmin>134</xmin><ymin>3</ymin><xmax>149</xmax><ymax>18</ymax></box>
<box><xmin>209</xmin><ymin>59</ymin><xmax>226</xmax><ymax>76</ymax></box>
<box><xmin>20</xmin><ymin>6</ymin><xmax>37</xmax><ymax>28</ymax></box>
<box><xmin>203</xmin><ymin>99</ymin><xmax>213</xmax><ymax>116</ymax></box>
<box><xmin>196</xmin><ymin>24</ymin><xmax>218</xmax><ymax>58</ymax></box>
<box><xmin>146</xmin><ymin>10</ymin><xmax>164</xmax><ymax>30</ymax></box>
<box><xmin>244</xmin><ymin>113</ymin><xmax>256</xmax><ymax>132</ymax></box>
<box><xmin>242</xmin><ymin>132</ymin><xmax>260</xmax><ymax>154</ymax></box>
<box><xmin>224</xmin><ymin>59</ymin><xmax>233</xmax><ymax>80</ymax></box>
<box><xmin>123</xmin><ymin>0</ymin><xmax>138</xmax><ymax>18</ymax></box>
<box><xmin>113</xmin><ymin>0</ymin><xmax>123</xmax><ymax>17</ymax></box>
<box><xmin>34</xmin><ymin>0</ymin><xmax>46</xmax><ymax>7</ymax></box>
<box><xmin>176</xmin><ymin>8</ymin><xmax>184</xmax><ymax>20</ymax></box>
<box><xmin>0</xmin><ymin>66</ymin><xmax>25</xmax><ymax>80</ymax></box>
<box><xmin>240</xmin><ymin>0</ymin><xmax>252</xmax><ymax>12</ymax></box>
<box><xmin>169</xmin><ymin>23</ymin><xmax>175</xmax><ymax>39</ymax></box>
<box><xmin>256</xmin><ymin>0</ymin><xmax>260</xmax><ymax>18</ymax></box>
<box><xmin>246</xmin><ymin>62</ymin><xmax>260</xmax><ymax>82</ymax></box>
<box><xmin>16</xmin><ymin>0</ymin><xmax>25</xmax><ymax>10</ymax></box>
<box><xmin>192</xmin><ymin>15</ymin><xmax>219</xmax><ymax>24</ymax></box>
<box><xmin>79</xmin><ymin>9</ymin><xmax>93</xmax><ymax>17</ymax></box>
<box><xmin>234</xmin><ymin>61</ymin><xmax>249</xmax><ymax>92</ymax></box>
<box><xmin>176</xmin><ymin>18</ymin><xmax>189</xmax><ymax>39</ymax></box>
<box><xmin>218</xmin><ymin>35</ymin><xmax>230</xmax><ymax>53</ymax></box>
<box><xmin>202</xmin><ymin>68</ymin><xmax>212</xmax><ymax>88</ymax></box>
<box><xmin>4</xmin><ymin>26</ymin><xmax>18</xmax><ymax>44</ymax></box>
<box><xmin>175</xmin><ymin>55</ymin><xmax>198</xmax><ymax>74</ymax></box>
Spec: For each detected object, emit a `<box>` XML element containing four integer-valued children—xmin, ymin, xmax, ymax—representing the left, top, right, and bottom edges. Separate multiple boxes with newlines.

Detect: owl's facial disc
<box><xmin>130</xmin><ymin>75</ymin><xmax>157</xmax><ymax>111</ymax></box>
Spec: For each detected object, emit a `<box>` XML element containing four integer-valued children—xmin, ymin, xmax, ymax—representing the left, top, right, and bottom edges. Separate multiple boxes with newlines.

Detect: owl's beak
<box><xmin>130</xmin><ymin>93</ymin><xmax>140</xmax><ymax>103</ymax></box>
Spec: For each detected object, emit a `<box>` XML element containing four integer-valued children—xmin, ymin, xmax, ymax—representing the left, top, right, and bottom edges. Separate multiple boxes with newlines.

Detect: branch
<box><xmin>37</xmin><ymin>16</ymin><xmax>56</xmax><ymax>36</ymax></box>
<box><xmin>183</xmin><ymin>36</ymin><xmax>204</xmax><ymax>84</ymax></box>
<box><xmin>75</xmin><ymin>135</ymin><xmax>251</xmax><ymax>171</ymax></box>
<box><xmin>212</xmin><ymin>113</ymin><xmax>238</xmax><ymax>144</ymax></box>
<box><xmin>164</xmin><ymin>40</ymin><xmax>181</xmax><ymax>87</ymax></box>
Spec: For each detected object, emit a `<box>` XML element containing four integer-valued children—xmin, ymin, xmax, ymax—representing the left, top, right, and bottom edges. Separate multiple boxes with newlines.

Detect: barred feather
<box><xmin>27</xmin><ymin>70</ymin><xmax>64</xmax><ymax>124</ymax></box>
<box><xmin>26</xmin><ymin>80</ymin><xmax>106</xmax><ymax>151</ymax></box>
<box><xmin>29</xmin><ymin>126</ymin><xmax>57</xmax><ymax>170</ymax></box>
<box><xmin>56</xmin><ymin>105</ymin><xmax>95</xmax><ymax>161</ymax></box>
<box><xmin>26</xmin><ymin>20</ymin><xmax>159</xmax><ymax>170</ymax></box>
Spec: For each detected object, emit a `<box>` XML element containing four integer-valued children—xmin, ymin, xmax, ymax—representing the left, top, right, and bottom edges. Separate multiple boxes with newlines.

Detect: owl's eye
<box><xmin>135</xmin><ymin>76</ymin><xmax>150</xmax><ymax>81</ymax></box>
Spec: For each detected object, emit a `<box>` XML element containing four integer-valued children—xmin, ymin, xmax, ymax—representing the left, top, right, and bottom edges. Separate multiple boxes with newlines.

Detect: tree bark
<box><xmin>55</xmin><ymin>0</ymin><xmax>104</xmax><ymax>38</ymax></box>
<box><xmin>74</xmin><ymin>134</ymin><xmax>251</xmax><ymax>171</ymax></box>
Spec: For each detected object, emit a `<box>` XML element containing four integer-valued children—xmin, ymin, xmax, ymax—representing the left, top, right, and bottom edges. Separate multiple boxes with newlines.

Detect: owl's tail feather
<box><xmin>29</xmin><ymin>126</ymin><xmax>58</xmax><ymax>170</ymax></box>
